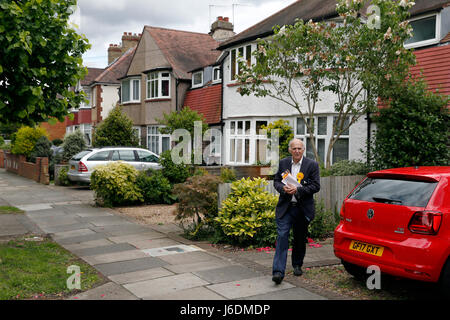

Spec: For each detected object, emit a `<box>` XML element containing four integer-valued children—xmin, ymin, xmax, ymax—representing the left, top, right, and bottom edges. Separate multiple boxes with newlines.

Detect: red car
<box><xmin>334</xmin><ymin>166</ymin><xmax>450</xmax><ymax>296</ymax></box>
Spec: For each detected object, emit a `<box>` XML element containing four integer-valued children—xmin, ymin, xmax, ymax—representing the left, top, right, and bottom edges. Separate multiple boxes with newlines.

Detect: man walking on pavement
<box><xmin>272</xmin><ymin>138</ymin><xmax>320</xmax><ymax>284</ymax></box>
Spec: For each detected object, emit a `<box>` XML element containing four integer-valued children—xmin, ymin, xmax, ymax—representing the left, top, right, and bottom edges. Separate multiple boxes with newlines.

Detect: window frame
<box><xmin>230</xmin><ymin>44</ymin><xmax>254</xmax><ymax>81</ymax></box>
<box><xmin>192</xmin><ymin>71</ymin><xmax>203</xmax><ymax>88</ymax></box>
<box><xmin>121</xmin><ymin>77</ymin><xmax>141</xmax><ymax>104</ymax></box>
<box><xmin>212</xmin><ymin>66</ymin><xmax>221</xmax><ymax>83</ymax></box>
<box><xmin>147</xmin><ymin>125</ymin><xmax>171</xmax><ymax>155</ymax></box>
<box><xmin>147</xmin><ymin>71</ymin><xmax>171</xmax><ymax>100</ymax></box>
<box><xmin>404</xmin><ymin>12</ymin><xmax>441</xmax><ymax>49</ymax></box>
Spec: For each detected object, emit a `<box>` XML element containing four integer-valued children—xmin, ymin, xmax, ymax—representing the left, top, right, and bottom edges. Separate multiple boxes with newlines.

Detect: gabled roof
<box><xmin>81</xmin><ymin>68</ymin><xmax>104</xmax><ymax>86</ymax></box>
<box><xmin>218</xmin><ymin>0</ymin><xmax>450</xmax><ymax>50</ymax></box>
<box><xmin>93</xmin><ymin>47</ymin><xmax>136</xmax><ymax>85</ymax></box>
<box><xmin>145</xmin><ymin>26</ymin><xmax>221</xmax><ymax>80</ymax></box>
<box><xmin>183</xmin><ymin>84</ymin><xmax>222</xmax><ymax>124</ymax></box>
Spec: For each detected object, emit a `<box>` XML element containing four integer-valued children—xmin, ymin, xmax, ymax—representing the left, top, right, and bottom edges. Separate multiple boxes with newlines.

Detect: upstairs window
<box><xmin>147</xmin><ymin>72</ymin><xmax>170</xmax><ymax>99</ymax></box>
<box><xmin>121</xmin><ymin>78</ymin><xmax>140</xmax><ymax>103</ymax></box>
<box><xmin>192</xmin><ymin>71</ymin><xmax>203</xmax><ymax>88</ymax></box>
<box><xmin>212</xmin><ymin>66</ymin><xmax>221</xmax><ymax>82</ymax></box>
<box><xmin>230</xmin><ymin>44</ymin><xmax>253</xmax><ymax>81</ymax></box>
<box><xmin>404</xmin><ymin>13</ymin><xmax>440</xmax><ymax>49</ymax></box>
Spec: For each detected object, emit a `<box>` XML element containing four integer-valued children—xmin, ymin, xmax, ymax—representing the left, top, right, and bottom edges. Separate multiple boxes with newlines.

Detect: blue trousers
<box><xmin>272</xmin><ymin>204</ymin><xmax>309</xmax><ymax>277</ymax></box>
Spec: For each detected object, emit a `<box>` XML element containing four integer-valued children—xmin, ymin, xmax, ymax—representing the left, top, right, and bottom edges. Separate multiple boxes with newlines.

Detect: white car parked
<box><xmin>67</xmin><ymin>147</ymin><xmax>161</xmax><ymax>183</ymax></box>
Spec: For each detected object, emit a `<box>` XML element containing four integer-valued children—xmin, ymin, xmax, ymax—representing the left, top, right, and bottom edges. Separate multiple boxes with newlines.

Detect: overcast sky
<box><xmin>73</xmin><ymin>0</ymin><xmax>298</xmax><ymax>68</ymax></box>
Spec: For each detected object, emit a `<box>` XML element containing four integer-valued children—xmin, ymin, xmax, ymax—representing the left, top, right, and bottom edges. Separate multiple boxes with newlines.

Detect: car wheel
<box><xmin>439</xmin><ymin>258</ymin><xmax>450</xmax><ymax>299</ymax></box>
<box><xmin>342</xmin><ymin>260</ymin><xmax>367</xmax><ymax>281</ymax></box>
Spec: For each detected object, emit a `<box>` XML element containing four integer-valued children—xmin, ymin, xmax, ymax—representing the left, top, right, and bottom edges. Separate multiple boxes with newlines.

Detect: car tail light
<box><xmin>339</xmin><ymin>202</ymin><xmax>346</xmax><ymax>222</ymax></box>
<box><xmin>408</xmin><ymin>211</ymin><xmax>442</xmax><ymax>235</ymax></box>
<box><xmin>78</xmin><ymin>161</ymin><xmax>88</xmax><ymax>172</ymax></box>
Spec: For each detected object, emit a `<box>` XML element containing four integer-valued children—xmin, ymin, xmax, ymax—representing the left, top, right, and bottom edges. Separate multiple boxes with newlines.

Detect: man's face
<box><xmin>289</xmin><ymin>140</ymin><xmax>305</xmax><ymax>163</ymax></box>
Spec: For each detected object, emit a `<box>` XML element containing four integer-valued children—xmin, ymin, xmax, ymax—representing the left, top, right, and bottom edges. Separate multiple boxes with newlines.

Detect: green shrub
<box><xmin>262</xmin><ymin>119</ymin><xmax>294</xmax><ymax>161</ymax></box>
<box><xmin>136</xmin><ymin>169</ymin><xmax>174</xmax><ymax>205</ymax></box>
<box><xmin>214</xmin><ymin>177</ymin><xmax>278</xmax><ymax>247</ymax></box>
<box><xmin>159</xmin><ymin>150</ymin><xmax>192</xmax><ymax>185</ymax></box>
<box><xmin>220</xmin><ymin>167</ymin><xmax>237</xmax><ymax>183</ymax></box>
<box><xmin>11</xmin><ymin>126</ymin><xmax>48</xmax><ymax>158</ymax></box>
<box><xmin>371</xmin><ymin>77</ymin><xmax>450</xmax><ymax>169</ymax></box>
<box><xmin>57</xmin><ymin>167</ymin><xmax>72</xmax><ymax>186</ymax></box>
<box><xmin>173</xmin><ymin>174</ymin><xmax>222</xmax><ymax>238</ymax></box>
<box><xmin>92</xmin><ymin>105</ymin><xmax>139</xmax><ymax>147</ymax></box>
<box><xmin>308</xmin><ymin>199</ymin><xmax>339</xmax><ymax>239</ymax></box>
<box><xmin>90</xmin><ymin>162</ymin><xmax>143</xmax><ymax>207</ymax></box>
<box><xmin>61</xmin><ymin>130</ymin><xmax>86</xmax><ymax>162</ymax></box>
<box><xmin>29</xmin><ymin>136</ymin><xmax>52</xmax><ymax>163</ymax></box>
<box><xmin>321</xmin><ymin>160</ymin><xmax>370</xmax><ymax>177</ymax></box>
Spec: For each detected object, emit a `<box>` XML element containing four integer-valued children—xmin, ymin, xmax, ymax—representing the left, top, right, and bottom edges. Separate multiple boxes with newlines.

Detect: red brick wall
<box><xmin>4</xmin><ymin>152</ymin><xmax>49</xmax><ymax>184</ymax></box>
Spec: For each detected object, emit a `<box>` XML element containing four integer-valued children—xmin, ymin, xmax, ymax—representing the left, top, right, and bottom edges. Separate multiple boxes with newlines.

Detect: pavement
<box><xmin>0</xmin><ymin>168</ymin><xmax>344</xmax><ymax>301</ymax></box>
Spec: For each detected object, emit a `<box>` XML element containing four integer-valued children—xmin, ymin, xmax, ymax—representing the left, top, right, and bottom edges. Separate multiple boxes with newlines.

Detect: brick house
<box><xmin>119</xmin><ymin>17</ymin><xmax>234</xmax><ymax>155</ymax></box>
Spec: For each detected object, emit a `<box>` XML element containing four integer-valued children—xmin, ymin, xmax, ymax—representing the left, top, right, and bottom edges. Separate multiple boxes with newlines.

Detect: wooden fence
<box><xmin>218</xmin><ymin>175</ymin><xmax>365</xmax><ymax>213</ymax></box>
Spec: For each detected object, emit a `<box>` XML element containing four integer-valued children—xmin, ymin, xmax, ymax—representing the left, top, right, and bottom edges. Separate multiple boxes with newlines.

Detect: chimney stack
<box><xmin>210</xmin><ymin>16</ymin><xmax>235</xmax><ymax>42</ymax></box>
<box><xmin>107</xmin><ymin>32</ymin><xmax>141</xmax><ymax>64</ymax></box>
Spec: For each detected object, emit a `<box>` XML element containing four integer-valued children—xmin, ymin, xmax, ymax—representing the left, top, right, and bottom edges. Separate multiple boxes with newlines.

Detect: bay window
<box><xmin>147</xmin><ymin>72</ymin><xmax>170</xmax><ymax>99</ymax></box>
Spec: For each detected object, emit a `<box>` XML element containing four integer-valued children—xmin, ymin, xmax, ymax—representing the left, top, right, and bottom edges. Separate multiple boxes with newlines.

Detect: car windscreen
<box><xmin>71</xmin><ymin>150</ymin><xmax>91</xmax><ymax>161</ymax></box>
<box><xmin>348</xmin><ymin>178</ymin><xmax>438</xmax><ymax>207</ymax></box>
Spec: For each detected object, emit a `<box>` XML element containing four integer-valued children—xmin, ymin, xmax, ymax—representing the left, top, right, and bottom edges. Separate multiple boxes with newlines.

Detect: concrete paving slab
<box><xmin>108</xmin><ymin>267</ymin><xmax>174</xmax><ymax>285</ymax></box>
<box><xmin>193</xmin><ymin>265</ymin><xmax>261</xmax><ymax>284</ymax></box>
<box><xmin>108</xmin><ymin>232</ymin><xmax>167</xmax><ymax>245</ymax></box>
<box><xmin>91</xmin><ymin>224</ymin><xmax>151</xmax><ymax>237</ymax></box>
<box><xmin>207</xmin><ymin>276</ymin><xmax>295</xmax><ymax>299</ymax></box>
<box><xmin>29</xmin><ymin>215</ymin><xmax>80</xmax><ymax>228</ymax></box>
<box><xmin>142</xmin><ymin>244</ymin><xmax>203</xmax><ymax>257</ymax></box>
<box><xmin>55</xmin><ymin>232</ymin><xmax>107</xmax><ymax>245</ymax></box>
<box><xmin>164</xmin><ymin>260</ymin><xmax>237</xmax><ymax>274</ymax></box>
<box><xmin>0</xmin><ymin>215</ymin><xmax>31</xmax><ymax>236</ymax></box>
<box><xmin>124</xmin><ymin>273</ymin><xmax>210</xmax><ymax>298</ymax></box>
<box><xmin>94</xmin><ymin>257</ymin><xmax>168</xmax><ymax>276</ymax></box>
<box><xmin>42</xmin><ymin>223</ymin><xmax>95</xmax><ymax>234</ymax></box>
<box><xmin>158</xmin><ymin>251</ymin><xmax>225</xmax><ymax>265</ymax></box>
<box><xmin>71</xmin><ymin>243</ymin><xmax>137</xmax><ymax>257</ymax></box>
<box><xmin>52</xmin><ymin>228</ymin><xmax>96</xmax><ymax>239</ymax></box>
<box><xmin>144</xmin><ymin>286</ymin><xmax>226</xmax><ymax>300</ymax></box>
<box><xmin>80</xmin><ymin>216</ymin><xmax>133</xmax><ymax>227</ymax></box>
<box><xmin>149</xmin><ymin>223</ymin><xmax>183</xmax><ymax>234</ymax></box>
<box><xmin>62</xmin><ymin>239</ymin><xmax>115</xmax><ymax>251</ymax></box>
<box><xmin>240</xmin><ymin>287</ymin><xmax>327</xmax><ymax>300</ymax></box>
<box><xmin>83</xmin><ymin>249</ymin><xmax>149</xmax><ymax>265</ymax></box>
<box><xmin>66</xmin><ymin>282</ymin><xmax>138</xmax><ymax>300</ymax></box>
<box><xmin>128</xmin><ymin>237</ymin><xmax>179</xmax><ymax>249</ymax></box>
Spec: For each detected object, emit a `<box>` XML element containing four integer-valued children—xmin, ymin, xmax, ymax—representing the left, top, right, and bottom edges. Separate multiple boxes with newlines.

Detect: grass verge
<box><xmin>0</xmin><ymin>236</ymin><xmax>105</xmax><ymax>300</ymax></box>
<box><xmin>0</xmin><ymin>206</ymin><xmax>24</xmax><ymax>215</ymax></box>
<box><xmin>301</xmin><ymin>265</ymin><xmax>443</xmax><ymax>300</ymax></box>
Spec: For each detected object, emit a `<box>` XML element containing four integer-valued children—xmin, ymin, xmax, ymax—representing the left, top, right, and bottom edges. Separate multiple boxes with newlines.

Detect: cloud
<box><xmin>77</xmin><ymin>0</ymin><xmax>297</xmax><ymax>67</ymax></box>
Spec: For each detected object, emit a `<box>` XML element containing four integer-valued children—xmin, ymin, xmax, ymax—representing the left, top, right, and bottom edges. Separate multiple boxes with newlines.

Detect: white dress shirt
<box><xmin>290</xmin><ymin>156</ymin><xmax>303</xmax><ymax>203</ymax></box>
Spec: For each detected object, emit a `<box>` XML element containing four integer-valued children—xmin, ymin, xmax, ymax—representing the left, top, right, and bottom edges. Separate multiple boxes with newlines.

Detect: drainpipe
<box><xmin>366</xmin><ymin>111</ymin><xmax>371</xmax><ymax>165</ymax></box>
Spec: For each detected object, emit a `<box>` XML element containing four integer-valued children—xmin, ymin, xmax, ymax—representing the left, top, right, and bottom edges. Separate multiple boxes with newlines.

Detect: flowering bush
<box><xmin>90</xmin><ymin>161</ymin><xmax>143</xmax><ymax>207</ymax></box>
<box><xmin>214</xmin><ymin>177</ymin><xmax>278</xmax><ymax>247</ymax></box>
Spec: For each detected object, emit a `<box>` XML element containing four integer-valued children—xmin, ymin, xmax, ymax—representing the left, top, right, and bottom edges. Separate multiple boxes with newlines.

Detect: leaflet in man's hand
<box><xmin>281</xmin><ymin>170</ymin><xmax>301</xmax><ymax>188</ymax></box>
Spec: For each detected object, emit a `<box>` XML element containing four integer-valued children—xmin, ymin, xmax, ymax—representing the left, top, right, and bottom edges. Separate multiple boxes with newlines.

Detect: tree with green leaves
<box><xmin>236</xmin><ymin>0</ymin><xmax>416</xmax><ymax>168</ymax></box>
<box><xmin>92</xmin><ymin>105</ymin><xmax>139</xmax><ymax>147</ymax></box>
<box><xmin>370</xmin><ymin>77</ymin><xmax>450</xmax><ymax>169</ymax></box>
<box><xmin>0</xmin><ymin>0</ymin><xmax>90</xmax><ymax>126</ymax></box>
<box><xmin>157</xmin><ymin>106</ymin><xmax>208</xmax><ymax>137</ymax></box>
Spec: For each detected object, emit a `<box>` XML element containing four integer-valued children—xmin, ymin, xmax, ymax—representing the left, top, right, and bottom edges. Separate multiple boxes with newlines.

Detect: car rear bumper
<box><xmin>67</xmin><ymin>172</ymin><xmax>91</xmax><ymax>183</ymax></box>
<box><xmin>334</xmin><ymin>223</ymin><xmax>447</xmax><ymax>283</ymax></box>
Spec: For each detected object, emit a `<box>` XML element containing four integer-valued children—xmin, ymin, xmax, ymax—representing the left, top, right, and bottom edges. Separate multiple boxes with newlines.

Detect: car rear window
<box><xmin>71</xmin><ymin>150</ymin><xmax>91</xmax><ymax>161</ymax></box>
<box><xmin>349</xmin><ymin>178</ymin><xmax>438</xmax><ymax>207</ymax></box>
<box><xmin>87</xmin><ymin>150</ymin><xmax>111</xmax><ymax>161</ymax></box>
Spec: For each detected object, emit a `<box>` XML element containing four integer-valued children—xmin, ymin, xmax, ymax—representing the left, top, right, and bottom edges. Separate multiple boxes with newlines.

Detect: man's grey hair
<box><xmin>288</xmin><ymin>138</ymin><xmax>305</xmax><ymax>149</ymax></box>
